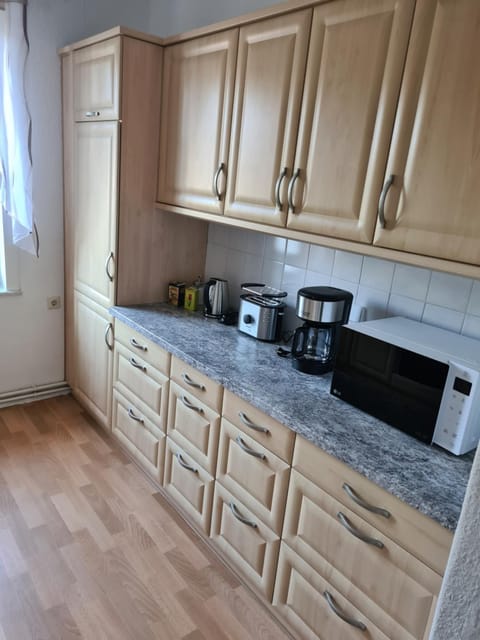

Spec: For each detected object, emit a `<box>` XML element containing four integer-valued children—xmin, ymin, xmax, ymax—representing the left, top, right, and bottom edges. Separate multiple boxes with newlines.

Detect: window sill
<box><xmin>0</xmin><ymin>289</ymin><xmax>22</xmax><ymax>296</ymax></box>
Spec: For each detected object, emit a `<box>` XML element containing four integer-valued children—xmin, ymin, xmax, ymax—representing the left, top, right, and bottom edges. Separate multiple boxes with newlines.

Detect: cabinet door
<box><xmin>157</xmin><ymin>30</ymin><xmax>238</xmax><ymax>214</ymax></box>
<box><xmin>373</xmin><ymin>0</ymin><xmax>480</xmax><ymax>264</ymax></box>
<box><xmin>73</xmin><ymin>121</ymin><xmax>118</xmax><ymax>307</ymax></box>
<box><xmin>224</xmin><ymin>11</ymin><xmax>311</xmax><ymax>226</ymax></box>
<box><xmin>286</xmin><ymin>0</ymin><xmax>415</xmax><ymax>242</ymax></box>
<box><xmin>73</xmin><ymin>37</ymin><xmax>121</xmax><ymax>122</ymax></box>
<box><xmin>72</xmin><ymin>292</ymin><xmax>113</xmax><ymax>430</ymax></box>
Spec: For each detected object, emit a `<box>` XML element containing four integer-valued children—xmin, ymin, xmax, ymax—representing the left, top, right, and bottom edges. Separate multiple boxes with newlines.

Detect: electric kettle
<box><xmin>203</xmin><ymin>278</ymin><xmax>229</xmax><ymax>318</ymax></box>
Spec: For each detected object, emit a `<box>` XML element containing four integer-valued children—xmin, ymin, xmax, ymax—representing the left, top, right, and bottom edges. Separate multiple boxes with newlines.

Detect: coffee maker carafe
<box><xmin>292</xmin><ymin>286</ymin><xmax>353</xmax><ymax>375</ymax></box>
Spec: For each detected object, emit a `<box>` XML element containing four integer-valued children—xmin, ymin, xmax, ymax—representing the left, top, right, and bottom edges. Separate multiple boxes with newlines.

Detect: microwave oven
<box><xmin>331</xmin><ymin>316</ymin><xmax>480</xmax><ymax>455</ymax></box>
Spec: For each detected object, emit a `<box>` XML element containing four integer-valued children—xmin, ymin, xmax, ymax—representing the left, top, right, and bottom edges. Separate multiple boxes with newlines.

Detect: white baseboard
<box><xmin>0</xmin><ymin>382</ymin><xmax>71</xmax><ymax>409</ymax></box>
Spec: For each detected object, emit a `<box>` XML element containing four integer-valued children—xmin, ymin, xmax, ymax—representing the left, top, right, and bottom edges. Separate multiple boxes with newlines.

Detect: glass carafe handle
<box><xmin>292</xmin><ymin>326</ymin><xmax>309</xmax><ymax>357</ymax></box>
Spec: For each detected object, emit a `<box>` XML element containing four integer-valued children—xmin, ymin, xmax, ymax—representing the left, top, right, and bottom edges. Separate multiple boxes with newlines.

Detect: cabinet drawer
<box><xmin>210</xmin><ymin>483</ymin><xmax>280</xmax><ymax>600</ymax></box>
<box><xmin>222</xmin><ymin>389</ymin><xmax>295</xmax><ymax>463</ymax></box>
<box><xmin>167</xmin><ymin>381</ymin><xmax>220</xmax><ymax>475</ymax></box>
<box><xmin>283</xmin><ymin>469</ymin><xmax>441</xmax><ymax>640</ymax></box>
<box><xmin>115</xmin><ymin>322</ymin><xmax>170</xmax><ymax>375</ymax></box>
<box><xmin>73</xmin><ymin>37</ymin><xmax>121</xmax><ymax>121</ymax></box>
<box><xmin>273</xmin><ymin>543</ymin><xmax>391</xmax><ymax>640</ymax></box>
<box><xmin>114</xmin><ymin>342</ymin><xmax>169</xmax><ymax>429</ymax></box>
<box><xmin>216</xmin><ymin>418</ymin><xmax>290</xmax><ymax>534</ymax></box>
<box><xmin>112</xmin><ymin>390</ymin><xmax>165</xmax><ymax>483</ymax></box>
<box><xmin>293</xmin><ymin>435</ymin><xmax>452</xmax><ymax>575</ymax></box>
<box><xmin>170</xmin><ymin>356</ymin><xmax>223</xmax><ymax>412</ymax></box>
<box><xmin>163</xmin><ymin>438</ymin><xmax>214</xmax><ymax>535</ymax></box>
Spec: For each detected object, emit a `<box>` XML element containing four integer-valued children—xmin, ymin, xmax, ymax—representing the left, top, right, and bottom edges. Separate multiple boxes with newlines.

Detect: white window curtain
<box><xmin>0</xmin><ymin>0</ymin><xmax>37</xmax><ymax>257</ymax></box>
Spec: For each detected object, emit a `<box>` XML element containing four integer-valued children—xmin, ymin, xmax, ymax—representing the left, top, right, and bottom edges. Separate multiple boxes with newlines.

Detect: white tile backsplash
<box><xmin>205</xmin><ymin>223</ymin><xmax>480</xmax><ymax>339</ymax></box>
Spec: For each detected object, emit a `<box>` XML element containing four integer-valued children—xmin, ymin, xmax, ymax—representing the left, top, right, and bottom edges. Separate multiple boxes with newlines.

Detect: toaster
<box><xmin>237</xmin><ymin>284</ymin><xmax>287</xmax><ymax>342</ymax></box>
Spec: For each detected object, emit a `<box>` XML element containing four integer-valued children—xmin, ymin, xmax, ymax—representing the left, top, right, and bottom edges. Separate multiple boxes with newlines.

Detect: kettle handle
<box><xmin>292</xmin><ymin>326</ymin><xmax>309</xmax><ymax>357</ymax></box>
<box><xmin>203</xmin><ymin>279</ymin><xmax>216</xmax><ymax>314</ymax></box>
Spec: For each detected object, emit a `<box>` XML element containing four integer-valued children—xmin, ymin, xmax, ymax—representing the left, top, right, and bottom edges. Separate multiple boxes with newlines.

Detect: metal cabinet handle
<box><xmin>238</xmin><ymin>411</ymin><xmax>270</xmax><ymax>434</ymax></box>
<box><xmin>377</xmin><ymin>174</ymin><xmax>394</xmax><ymax>228</ymax></box>
<box><xmin>213</xmin><ymin>162</ymin><xmax>226</xmax><ymax>201</ymax></box>
<box><xmin>274</xmin><ymin>167</ymin><xmax>288</xmax><ymax>211</ymax></box>
<box><xmin>129</xmin><ymin>357</ymin><xmax>147</xmax><ymax>373</ymax></box>
<box><xmin>229</xmin><ymin>501</ymin><xmax>257</xmax><ymax>528</ymax></box>
<box><xmin>130</xmin><ymin>337</ymin><xmax>147</xmax><ymax>352</ymax></box>
<box><xmin>105</xmin><ymin>252</ymin><xmax>115</xmax><ymax>282</ymax></box>
<box><xmin>337</xmin><ymin>512</ymin><xmax>384</xmax><ymax>548</ymax></box>
<box><xmin>287</xmin><ymin>168</ymin><xmax>301</xmax><ymax>213</ymax></box>
<box><xmin>342</xmin><ymin>483</ymin><xmax>391</xmax><ymax>519</ymax></box>
<box><xmin>104</xmin><ymin>322</ymin><xmax>114</xmax><ymax>351</ymax></box>
<box><xmin>175</xmin><ymin>452</ymin><xmax>198</xmax><ymax>474</ymax></box>
<box><xmin>128</xmin><ymin>408</ymin><xmax>144</xmax><ymax>424</ymax></box>
<box><xmin>181</xmin><ymin>373</ymin><xmax>205</xmax><ymax>391</ymax></box>
<box><xmin>235</xmin><ymin>435</ymin><xmax>266</xmax><ymax>460</ymax></box>
<box><xmin>181</xmin><ymin>395</ymin><xmax>203</xmax><ymax>414</ymax></box>
<box><xmin>324</xmin><ymin>591</ymin><xmax>367</xmax><ymax>632</ymax></box>
<box><xmin>85</xmin><ymin>111</ymin><xmax>100</xmax><ymax>117</ymax></box>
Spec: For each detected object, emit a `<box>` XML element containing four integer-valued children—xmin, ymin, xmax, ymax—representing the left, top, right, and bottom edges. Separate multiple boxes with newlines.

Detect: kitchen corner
<box><xmin>111</xmin><ymin>302</ymin><xmax>473</xmax><ymax>531</ymax></box>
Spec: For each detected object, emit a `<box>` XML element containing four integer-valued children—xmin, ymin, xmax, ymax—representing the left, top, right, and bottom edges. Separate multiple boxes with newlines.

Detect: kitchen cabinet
<box><xmin>224</xmin><ymin>10</ymin><xmax>311</xmax><ymax>226</ymax></box>
<box><xmin>157</xmin><ymin>30</ymin><xmax>238</xmax><ymax>214</ymax></box>
<box><xmin>285</xmin><ymin>0</ymin><xmax>415</xmax><ymax>243</ymax></box>
<box><xmin>373</xmin><ymin>0</ymin><xmax>480</xmax><ymax>265</ymax></box>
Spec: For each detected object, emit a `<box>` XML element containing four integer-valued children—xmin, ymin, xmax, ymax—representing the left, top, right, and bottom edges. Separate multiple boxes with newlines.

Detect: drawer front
<box><xmin>222</xmin><ymin>389</ymin><xmax>295</xmax><ymax>463</ymax></box>
<box><xmin>170</xmin><ymin>356</ymin><xmax>223</xmax><ymax>412</ymax></box>
<box><xmin>283</xmin><ymin>470</ymin><xmax>441</xmax><ymax>640</ymax></box>
<box><xmin>210</xmin><ymin>483</ymin><xmax>280</xmax><ymax>600</ymax></box>
<box><xmin>273</xmin><ymin>543</ymin><xmax>391</xmax><ymax>640</ymax></box>
<box><xmin>167</xmin><ymin>381</ymin><xmax>220</xmax><ymax>474</ymax></box>
<box><xmin>114</xmin><ymin>342</ymin><xmax>169</xmax><ymax>428</ymax></box>
<box><xmin>112</xmin><ymin>390</ymin><xmax>165</xmax><ymax>483</ymax></box>
<box><xmin>163</xmin><ymin>438</ymin><xmax>214</xmax><ymax>535</ymax></box>
<box><xmin>293</xmin><ymin>435</ymin><xmax>452</xmax><ymax>575</ymax></box>
<box><xmin>217</xmin><ymin>418</ymin><xmax>290</xmax><ymax>534</ymax></box>
<box><xmin>115</xmin><ymin>322</ymin><xmax>171</xmax><ymax>375</ymax></box>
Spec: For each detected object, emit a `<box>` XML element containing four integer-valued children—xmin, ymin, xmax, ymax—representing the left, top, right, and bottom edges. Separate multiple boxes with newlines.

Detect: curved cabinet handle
<box><xmin>213</xmin><ymin>162</ymin><xmax>226</xmax><ymax>201</ymax></box>
<box><xmin>342</xmin><ymin>483</ymin><xmax>391</xmax><ymax>519</ymax></box>
<box><xmin>181</xmin><ymin>395</ymin><xmax>204</xmax><ymax>414</ymax></box>
<box><xmin>238</xmin><ymin>411</ymin><xmax>270</xmax><ymax>434</ymax></box>
<box><xmin>274</xmin><ymin>167</ymin><xmax>288</xmax><ymax>211</ymax></box>
<box><xmin>175</xmin><ymin>452</ymin><xmax>198</xmax><ymax>474</ymax></box>
<box><xmin>287</xmin><ymin>168</ymin><xmax>301</xmax><ymax>213</ymax></box>
<box><xmin>235</xmin><ymin>435</ymin><xmax>266</xmax><ymax>460</ymax></box>
<box><xmin>130</xmin><ymin>337</ymin><xmax>148</xmax><ymax>352</ymax></box>
<box><xmin>128</xmin><ymin>408</ymin><xmax>144</xmax><ymax>424</ymax></box>
<box><xmin>229</xmin><ymin>501</ymin><xmax>257</xmax><ymax>528</ymax></box>
<box><xmin>105</xmin><ymin>252</ymin><xmax>115</xmax><ymax>282</ymax></box>
<box><xmin>129</xmin><ymin>357</ymin><xmax>147</xmax><ymax>373</ymax></box>
<box><xmin>104</xmin><ymin>323</ymin><xmax>114</xmax><ymax>351</ymax></box>
<box><xmin>85</xmin><ymin>111</ymin><xmax>100</xmax><ymax>117</ymax></box>
<box><xmin>337</xmin><ymin>512</ymin><xmax>384</xmax><ymax>548</ymax></box>
<box><xmin>181</xmin><ymin>373</ymin><xmax>205</xmax><ymax>391</ymax></box>
<box><xmin>324</xmin><ymin>591</ymin><xmax>367</xmax><ymax>632</ymax></box>
<box><xmin>377</xmin><ymin>174</ymin><xmax>394</xmax><ymax>228</ymax></box>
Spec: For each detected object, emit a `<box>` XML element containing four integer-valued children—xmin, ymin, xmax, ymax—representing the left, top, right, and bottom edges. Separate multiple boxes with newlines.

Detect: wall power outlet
<box><xmin>47</xmin><ymin>296</ymin><xmax>62</xmax><ymax>310</ymax></box>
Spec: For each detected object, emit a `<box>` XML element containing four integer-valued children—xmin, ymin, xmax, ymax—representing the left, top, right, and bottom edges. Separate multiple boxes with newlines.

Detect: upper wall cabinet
<box><xmin>224</xmin><ymin>11</ymin><xmax>312</xmax><ymax>227</ymax></box>
<box><xmin>73</xmin><ymin>38</ymin><xmax>121</xmax><ymax>121</ymax></box>
<box><xmin>373</xmin><ymin>0</ymin><xmax>480</xmax><ymax>265</ymax></box>
<box><xmin>286</xmin><ymin>0</ymin><xmax>415</xmax><ymax>243</ymax></box>
<box><xmin>157</xmin><ymin>30</ymin><xmax>238</xmax><ymax>214</ymax></box>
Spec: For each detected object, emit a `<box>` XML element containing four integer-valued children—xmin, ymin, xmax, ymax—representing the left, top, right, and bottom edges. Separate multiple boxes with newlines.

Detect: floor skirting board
<box><xmin>0</xmin><ymin>382</ymin><xmax>71</xmax><ymax>409</ymax></box>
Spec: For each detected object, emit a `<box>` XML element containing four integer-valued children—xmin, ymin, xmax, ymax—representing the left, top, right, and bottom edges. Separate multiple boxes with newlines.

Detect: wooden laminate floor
<box><xmin>0</xmin><ymin>395</ymin><xmax>292</xmax><ymax>640</ymax></box>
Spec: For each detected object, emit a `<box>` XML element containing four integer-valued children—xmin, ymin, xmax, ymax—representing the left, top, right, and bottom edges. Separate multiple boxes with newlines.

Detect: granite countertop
<box><xmin>111</xmin><ymin>303</ymin><xmax>473</xmax><ymax>530</ymax></box>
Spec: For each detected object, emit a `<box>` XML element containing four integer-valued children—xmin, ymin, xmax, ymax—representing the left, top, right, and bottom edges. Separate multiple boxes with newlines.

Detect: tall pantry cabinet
<box><xmin>61</xmin><ymin>29</ymin><xmax>208</xmax><ymax>430</ymax></box>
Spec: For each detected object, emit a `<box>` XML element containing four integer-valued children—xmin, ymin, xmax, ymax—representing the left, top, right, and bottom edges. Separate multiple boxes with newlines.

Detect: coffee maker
<box><xmin>292</xmin><ymin>286</ymin><xmax>353</xmax><ymax>375</ymax></box>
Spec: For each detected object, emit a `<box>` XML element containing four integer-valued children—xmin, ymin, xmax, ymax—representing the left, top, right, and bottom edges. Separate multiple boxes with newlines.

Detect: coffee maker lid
<box><xmin>297</xmin><ymin>286</ymin><xmax>353</xmax><ymax>302</ymax></box>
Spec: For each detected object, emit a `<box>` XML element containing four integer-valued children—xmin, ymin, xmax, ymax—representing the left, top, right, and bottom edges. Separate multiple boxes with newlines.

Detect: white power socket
<box><xmin>47</xmin><ymin>296</ymin><xmax>62</xmax><ymax>310</ymax></box>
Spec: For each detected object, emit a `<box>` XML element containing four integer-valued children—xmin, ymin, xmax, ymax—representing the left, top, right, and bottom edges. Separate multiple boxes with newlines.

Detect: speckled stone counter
<box><xmin>111</xmin><ymin>303</ymin><xmax>473</xmax><ymax>530</ymax></box>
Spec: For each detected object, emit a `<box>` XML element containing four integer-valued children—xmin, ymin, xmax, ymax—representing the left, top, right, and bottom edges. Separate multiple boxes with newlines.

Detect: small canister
<box><xmin>184</xmin><ymin>285</ymin><xmax>198</xmax><ymax>312</ymax></box>
<box><xmin>168</xmin><ymin>282</ymin><xmax>185</xmax><ymax>306</ymax></box>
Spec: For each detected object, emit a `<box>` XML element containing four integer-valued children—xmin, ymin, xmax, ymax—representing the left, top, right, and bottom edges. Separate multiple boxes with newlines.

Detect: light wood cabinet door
<box><xmin>224</xmin><ymin>11</ymin><xmax>311</xmax><ymax>226</ymax></box>
<box><xmin>170</xmin><ymin>356</ymin><xmax>223</xmax><ymax>412</ymax></box>
<box><xmin>373</xmin><ymin>0</ymin><xmax>480</xmax><ymax>264</ymax></box>
<box><xmin>72</xmin><ymin>121</ymin><xmax>118</xmax><ymax>307</ymax></box>
<box><xmin>72</xmin><ymin>292</ymin><xmax>113</xmax><ymax>430</ymax></box>
<box><xmin>157</xmin><ymin>30</ymin><xmax>238</xmax><ymax>214</ymax></box>
<box><xmin>73</xmin><ymin>37</ymin><xmax>121</xmax><ymax>122</ymax></box>
<box><xmin>286</xmin><ymin>0</ymin><xmax>415</xmax><ymax>242</ymax></box>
